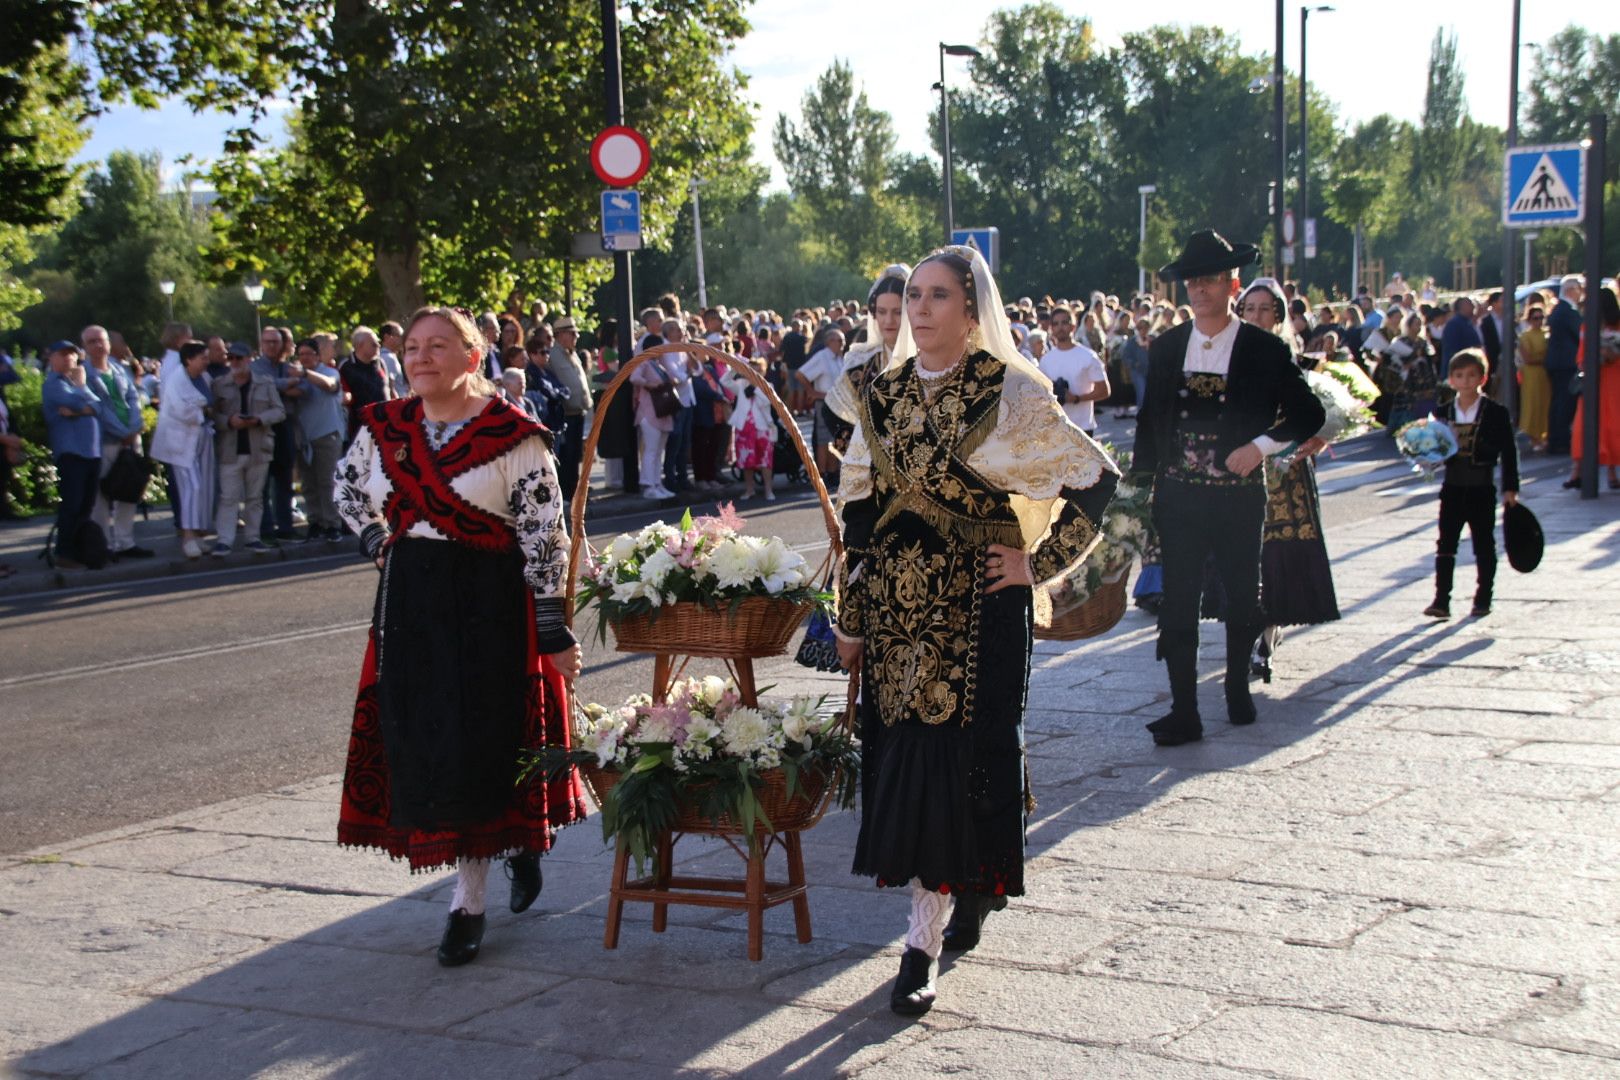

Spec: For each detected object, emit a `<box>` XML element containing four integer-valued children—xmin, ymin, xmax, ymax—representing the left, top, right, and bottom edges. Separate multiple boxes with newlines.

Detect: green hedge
<box><xmin>5</xmin><ymin>366</ymin><xmax>166</xmax><ymax>516</ymax></box>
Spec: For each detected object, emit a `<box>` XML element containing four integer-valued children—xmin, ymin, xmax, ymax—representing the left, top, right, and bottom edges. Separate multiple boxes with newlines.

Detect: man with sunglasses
<box><xmin>1132</xmin><ymin>230</ymin><xmax>1324</xmax><ymax>748</ymax></box>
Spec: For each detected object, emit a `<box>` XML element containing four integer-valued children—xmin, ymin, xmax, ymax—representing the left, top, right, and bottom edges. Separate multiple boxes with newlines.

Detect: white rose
<box><xmin>611</xmin><ymin>578</ymin><xmax>643</xmax><ymax>604</ymax></box>
<box><xmin>700</xmin><ymin>676</ymin><xmax>729</xmax><ymax>707</ymax></box>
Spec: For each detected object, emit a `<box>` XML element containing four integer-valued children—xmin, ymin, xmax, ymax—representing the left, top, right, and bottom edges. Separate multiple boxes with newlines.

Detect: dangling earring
<box><xmin>965</xmin><ymin>324</ymin><xmax>984</xmax><ymax>354</ymax></box>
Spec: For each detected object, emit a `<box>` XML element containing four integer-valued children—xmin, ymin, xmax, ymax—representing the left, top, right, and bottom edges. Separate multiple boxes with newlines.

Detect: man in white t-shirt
<box><xmin>1038</xmin><ymin>305</ymin><xmax>1110</xmax><ymax>433</ymax></box>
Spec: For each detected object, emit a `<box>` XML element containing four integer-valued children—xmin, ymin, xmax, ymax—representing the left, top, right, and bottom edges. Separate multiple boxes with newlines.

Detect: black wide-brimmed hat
<box><xmin>1503</xmin><ymin>501</ymin><xmax>1543</xmax><ymax>573</ymax></box>
<box><xmin>1159</xmin><ymin>228</ymin><xmax>1261</xmax><ymax>281</ymax></box>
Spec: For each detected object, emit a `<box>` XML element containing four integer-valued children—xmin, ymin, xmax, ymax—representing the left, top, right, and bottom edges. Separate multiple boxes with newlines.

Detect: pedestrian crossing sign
<box><xmin>1503</xmin><ymin>143</ymin><xmax>1585</xmax><ymax>227</ymax></box>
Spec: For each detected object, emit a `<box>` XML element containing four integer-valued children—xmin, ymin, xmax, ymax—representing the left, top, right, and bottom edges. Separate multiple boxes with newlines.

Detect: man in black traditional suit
<box><xmin>1132</xmin><ymin>230</ymin><xmax>1326</xmax><ymax>746</ymax></box>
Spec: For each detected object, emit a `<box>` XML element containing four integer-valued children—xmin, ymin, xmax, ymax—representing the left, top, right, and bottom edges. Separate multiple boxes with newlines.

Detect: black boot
<box><xmin>1425</xmin><ymin>555</ymin><xmax>1454</xmax><ymax>618</ymax></box>
<box><xmin>890</xmin><ymin>947</ymin><xmax>937</xmax><ymax>1016</ymax></box>
<box><xmin>437</xmin><ymin>909</ymin><xmax>486</xmax><ymax>967</ymax></box>
<box><xmin>1224</xmin><ymin>622</ymin><xmax>1261</xmax><ymax>726</ymax></box>
<box><xmin>941</xmin><ymin>893</ymin><xmax>1009</xmax><ymax>953</ymax></box>
<box><xmin>506</xmin><ymin>851</ymin><xmax>542</xmax><ymax>914</ymax></box>
<box><xmin>1147</xmin><ymin>629</ymin><xmax>1202</xmax><ymax>746</ymax></box>
<box><xmin>1471</xmin><ymin>558</ymin><xmax>1495</xmax><ymax>617</ymax></box>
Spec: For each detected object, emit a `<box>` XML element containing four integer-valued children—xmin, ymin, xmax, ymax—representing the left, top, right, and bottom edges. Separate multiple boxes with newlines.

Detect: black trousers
<box><xmin>1546</xmin><ymin>365</ymin><xmax>1578</xmax><ymax>454</ymax></box>
<box><xmin>54</xmin><ymin>453</ymin><xmax>100</xmax><ymax>558</ymax></box>
<box><xmin>1434</xmin><ymin>484</ymin><xmax>1497</xmax><ymax>599</ymax></box>
<box><xmin>556</xmin><ymin>413</ymin><xmax>584</xmax><ymax>504</ymax></box>
<box><xmin>1152</xmin><ymin>477</ymin><xmax>1267</xmax><ymax>631</ymax></box>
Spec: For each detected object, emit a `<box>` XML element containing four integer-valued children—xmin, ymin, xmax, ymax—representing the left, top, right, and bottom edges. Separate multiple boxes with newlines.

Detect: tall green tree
<box><xmin>1523</xmin><ymin>27</ymin><xmax>1620</xmax><ymax>274</ymax></box>
<box><xmin>0</xmin><ymin>0</ymin><xmax>89</xmax><ymax>330</ymax></box>
<box><xmin>86</xmin><ymin>0</ymin><xmax>754</xmax><ymax>321</ymax></box>
<box><xmin>943</xmin><ymin>4</ymin><xmax>1122</xmax><ymax>298</ymax></box>
<box><xmin>773</xmin><ymin>60</ymin><xmax>927</xmax><ymax>274</ymax></box>
<box><xmin>19</xmin><ymin>151</ymin><xmax>254</xmax><ymax>351</ymax></box>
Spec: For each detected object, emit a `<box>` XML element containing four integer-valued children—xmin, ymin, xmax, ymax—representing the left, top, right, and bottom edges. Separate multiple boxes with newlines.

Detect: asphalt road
<box><xmin>1</xmin><ymin>418</ymin><xmax>1556</xmax><ymax>856</ymax></box>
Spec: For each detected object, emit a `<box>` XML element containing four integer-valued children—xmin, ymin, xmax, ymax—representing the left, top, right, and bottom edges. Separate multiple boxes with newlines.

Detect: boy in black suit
<box><xmin>1424</xmin><ymin>347</ymin><xmax>1520</xmax><ymax>619</ymax></box>
<box><xmin>1133</xmin><ymin>230</ymin><xmax>1325</xmax><ymax>746</ymax></box>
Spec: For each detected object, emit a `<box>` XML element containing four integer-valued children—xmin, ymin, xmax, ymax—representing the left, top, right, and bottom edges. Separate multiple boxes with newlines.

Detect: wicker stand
<box><xmin>566</xmin><ymin>343</ymin><xmax>848</xmax><ymax>961</ymax></box>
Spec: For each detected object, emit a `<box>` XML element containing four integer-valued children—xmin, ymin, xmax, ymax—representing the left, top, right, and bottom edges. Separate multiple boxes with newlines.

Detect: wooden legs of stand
<box><xmin>602</xmin><ymin>828</ymin><xmax>812</xmax><ymax>962</ymax></box>
<box><xmin>652</xmin><ymin>654</ymin><xmax>759</xmax><ymax>708</ymax></box>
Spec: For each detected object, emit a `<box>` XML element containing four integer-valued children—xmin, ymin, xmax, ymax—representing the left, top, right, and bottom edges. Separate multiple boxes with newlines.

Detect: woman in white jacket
<box><xmin>149</xmin><ymin>340</ymin><xmax>215</xmax><ymax>558</ymax></box>
<box><xmin>725</xmin><ymin>357</ymin><xmax>777</xmax><ymax>501</ymax></box>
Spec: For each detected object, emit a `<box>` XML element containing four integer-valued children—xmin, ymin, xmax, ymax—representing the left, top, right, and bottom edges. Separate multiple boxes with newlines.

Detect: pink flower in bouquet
<box><xmin>693</xmin><ymin>501</ymin><xmax>747</xmax><ymax>542</ymax></box>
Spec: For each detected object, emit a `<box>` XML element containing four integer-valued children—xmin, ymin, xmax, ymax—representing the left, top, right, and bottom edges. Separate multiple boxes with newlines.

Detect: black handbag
<box><xmin>99</xmin><ymin>446</ymin><xmax>155</xmax><ymax>503</ymax></box>
<box><xmin>648</xmin><ymin>365</ymin><xmax>681</xmax><ymax>418</ymax></box>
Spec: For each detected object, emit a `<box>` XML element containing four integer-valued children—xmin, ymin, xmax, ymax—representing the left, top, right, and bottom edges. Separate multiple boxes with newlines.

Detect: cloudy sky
<box><xmin>79</xmin><ymin>1</ymin><xmax>1615</xmax><ymax>187</ymax></box>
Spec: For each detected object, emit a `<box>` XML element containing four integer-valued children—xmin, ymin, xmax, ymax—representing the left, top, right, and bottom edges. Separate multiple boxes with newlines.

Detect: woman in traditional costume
<box><xmin>834</xmin><ymin>247</ymin><xmax>1117</xmax><ymax>1016</ymax></box>
<box><xmin>336</xmin><ymin>306</ymin><xmax>587</xmax><ymax>967</ymax></box>
<box><xmin>822</xmin><ymin>264</ymin><xmax>909</xmax><ymax>465</ymax></box>
<box><xmin>1238</xmin><ymin>279</ymin><xmax>1340</xmax><ymax>682</ymax></box>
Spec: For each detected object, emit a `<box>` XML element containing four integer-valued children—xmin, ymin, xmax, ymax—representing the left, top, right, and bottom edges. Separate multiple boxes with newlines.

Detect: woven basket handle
<box><xmin>565</xmin><ymin>341</ymin><xmax>845</xmax><ymax>624</ymax></box>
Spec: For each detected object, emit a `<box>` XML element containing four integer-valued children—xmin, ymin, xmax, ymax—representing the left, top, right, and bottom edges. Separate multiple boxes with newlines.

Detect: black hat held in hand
<box><xmin>1503</xmin><ymin>501</ymin><xmax>1543</xmax><ymax>574</ymax></box>
<box><xmin>1159</xmin><ymin>229</ymin><xmax>1261</xmax><ymax>281</ymax></box>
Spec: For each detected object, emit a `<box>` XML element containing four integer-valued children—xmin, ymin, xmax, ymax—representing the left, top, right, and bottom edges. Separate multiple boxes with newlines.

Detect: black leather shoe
<box><xmin>1147</xmin><ymin>713</ymin><xmax>1203</xmax><ymax>746</ymax></box>
<box><xmin>890</xmin><ymin>947</ymin><xmax>936</xmax><ymax>1016</ymax></box>
<box><xmin>437</xmin><ymin>909</ymin><xmax>486</xmax><ymax>967</ymax></box>
<box><xmin>941</xmin><ymin>893</ymin><xmax>1008</xmax><ymax>953</ymax></box>
<box><xmin>506</xmin><ymin>852</ymin><xmax>542</xmax><ymax>914</ymax></box>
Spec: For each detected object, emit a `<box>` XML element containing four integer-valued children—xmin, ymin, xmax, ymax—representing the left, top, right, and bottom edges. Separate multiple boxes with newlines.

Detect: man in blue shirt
<box><xmin>41</xmin><ymin>340</ymin><xmax>105</xmax><ymax>568</ymax></box>
<box><xmin>82</xmin><ymin>324</ymin><xmax>155</xmax><ymax>559</ymax></box>
<box><xmin>1439</xmin><ymin>296</ymin><xmax>1483</xmax><ymax>377</ymax></box>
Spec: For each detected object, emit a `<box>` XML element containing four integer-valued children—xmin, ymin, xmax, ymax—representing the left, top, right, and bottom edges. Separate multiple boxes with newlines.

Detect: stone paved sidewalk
<box><xmin>5</xmin><ymin>474</ymin><xmax>1620</xmax><ymax>1079</ymax></box>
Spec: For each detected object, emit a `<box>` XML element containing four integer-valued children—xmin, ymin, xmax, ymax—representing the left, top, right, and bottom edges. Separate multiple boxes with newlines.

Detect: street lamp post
<box><xmin>243</xmin><ymin>279</ymin><xmax>265</xmax><ymax>345</ymax></box>
<box><xmin>938</xmin><ymin>42</ymin><xmax>981</xmax><ymax>245</ymax></box>
<box><xmin>159</xmin><ymin>279</ymin><xmax>176</xmax><ymax>321</ymax></box>
<box><xmin>1137</xmin><ymin>184</ymin><xmax>1157</xmax><ymax>296</ymax></box>
<box><xmin>1299</xmin><ymin>4</ymin><xmax>1333</xmax><ymax>295</ymax></box>
<box><xmin>1522</xmin><ymin>231</ymin><xmax>1538</xmax><ymax>283</ymax></box>
<box><xmin>689</xmin><ymin>176</ymin><xmax>708</xmax><ymax>310</ymax></box>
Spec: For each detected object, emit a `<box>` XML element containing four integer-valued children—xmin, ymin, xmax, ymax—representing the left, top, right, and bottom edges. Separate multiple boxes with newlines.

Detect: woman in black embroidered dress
<box><xmin>1238</xmin><ymin>279</ymin><xmax>1340</xmax><ymax>682</ymax></box>
<box><xmin>335</xmin><ymin>306</ymin><xmax>587</xmax><ymax>968</ymax></box>
<box><xmin>834</xmin><ymin>248</ymin><xmax>1117</xmax><ymax>1016</ymax></box>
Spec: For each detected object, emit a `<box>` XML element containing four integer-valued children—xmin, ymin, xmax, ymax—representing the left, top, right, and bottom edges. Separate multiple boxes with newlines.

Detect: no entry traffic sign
<box><xmin>590</xmin><ymin>126</ymin><xmax>651</xmax><ymax>188</ymax></box>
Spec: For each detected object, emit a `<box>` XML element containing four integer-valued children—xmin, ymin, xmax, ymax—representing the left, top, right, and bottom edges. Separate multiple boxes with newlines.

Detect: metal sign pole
<box><xmin>601</xmin><ymin>0</ymin><xmax>637</xmax><ymax>491</ymax></box>
<box><xmin>1498</xmin><ymin>0</ymin><xmax>1520</xmax><ymax>423</ymax></box>
<box><xmin>1580</xmin><ymin>112</ymin><xmax>1607</xmax><ymax>500</ymax></box>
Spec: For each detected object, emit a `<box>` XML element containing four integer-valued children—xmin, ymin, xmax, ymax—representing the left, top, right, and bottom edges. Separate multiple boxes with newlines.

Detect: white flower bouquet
<box><xmin>1266</xmin><ymin>369</ymin><xmax>1378</xmax><ymax>472</ymax></box>
<box><xmin>521</xmin><ymin>676</ymin><xmax>860</xmax><ymax>867</ymax></box>
<box><xmin>577</xmin><ymin>504</ymin><xmax>832</xmax><ymax>649</ymax></box>
<box><xmin>1394</xmin><ymin>416</ymin><xmax>1460</xmax><ymax>476</ymax></box>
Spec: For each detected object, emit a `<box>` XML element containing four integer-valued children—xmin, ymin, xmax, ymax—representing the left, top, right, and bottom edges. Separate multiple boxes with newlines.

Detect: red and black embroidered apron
<box><xmin>338</xmin><ymin>398</ymin><xmax>586</xmax><ymax>872</ymax></box>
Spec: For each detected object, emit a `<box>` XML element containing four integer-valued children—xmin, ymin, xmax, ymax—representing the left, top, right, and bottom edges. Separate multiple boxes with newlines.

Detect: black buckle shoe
<box><xmin>506</xmin><ymin>852</ymin><xmax>542</xmax><ymax>914</ymax></box>
<box><xmin>437</xmin><ymin>909</ymin><xmax>486</xmax><ymax>967</ymax></box>
<box><xmin>941</xmin><ymin>893</ymin><xmax>1008</xmax><ymax>953</ymax></box>
<box><xmin>1146</xmin><ymin>712</ymin><xmax>1203</xmax><ymax>746</ymax></box>
<box><xmin>890</xmin><ymin>947</ymin><xmax>937</xmax><ymax>1016</ymax></box>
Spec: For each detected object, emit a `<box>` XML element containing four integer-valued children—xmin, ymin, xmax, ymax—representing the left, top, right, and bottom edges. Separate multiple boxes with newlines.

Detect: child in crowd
<box><xmin>1424</xmin><ymin>347</ymin><xmax>1519</xmax><ymax>619</ymax></box>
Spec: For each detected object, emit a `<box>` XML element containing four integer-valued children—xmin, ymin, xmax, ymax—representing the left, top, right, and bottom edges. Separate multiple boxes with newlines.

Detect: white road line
<box><xmin>0</xmin><ymin>621</ymin><xmax>371</xmax><ymax>689</ymax></box>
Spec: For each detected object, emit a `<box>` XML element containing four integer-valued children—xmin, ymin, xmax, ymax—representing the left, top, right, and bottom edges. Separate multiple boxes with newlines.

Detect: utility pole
<box><xmin>1273</xmin><ymin>0</ymin><xmax>1286</xmax><ymax>278</ymax></box>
